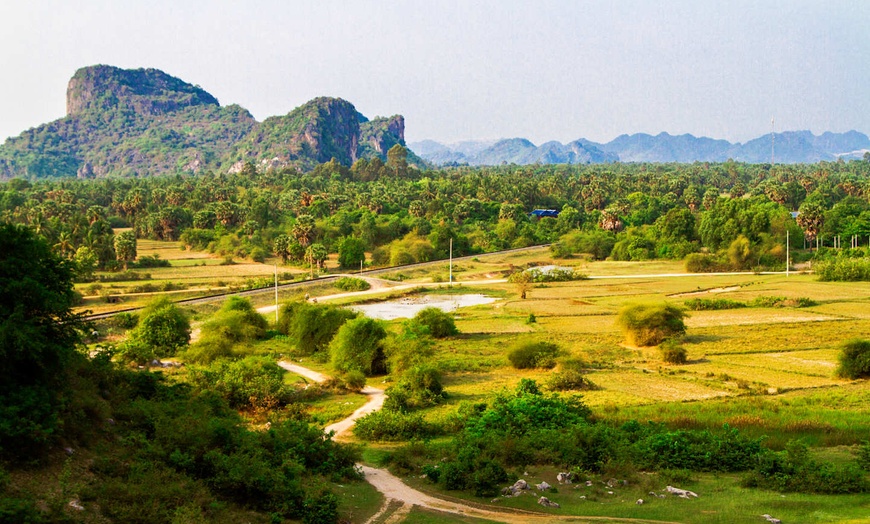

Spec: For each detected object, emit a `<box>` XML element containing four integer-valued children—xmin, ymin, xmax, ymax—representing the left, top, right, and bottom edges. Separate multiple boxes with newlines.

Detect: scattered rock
<box><xmin>536</xmin><ymin>481</ymin><xmax>551</xmax><ymax>491</ymax></box>
<box><xmin>585</xmin><ymin>480</ymin><xmax>593</xmax><ymax>487</ymax></box>
<box><xmin>579</xmin><ymin>495</ymin><xmax>586</xmax><ymax>500</ymax></box>
<box><xmin>538</xmin><ymin>496</ymin><xmax>560</xmax><ymax>508</ymax></box>
<box><xmin>68</xmin><ymin>500</ymin><xmax>84</xmax><ymax>511</ymax></box>
<box><xmin>649</xmin><ymin>491</ymin><xmax>666</xmax><ymax>499</ymax></box>
<box><xmin>761</xmin><ymin>514</ymin><xmax>782</xmax><ymax>524</ymax></box>
<box><xmin>556</xmin><ymin>472</ymin><xmax>573</xmax><ymax>484</ymax></box>
<box><xmin>64</xmin><ymin>447</ymin><xmax>75</xmax><ymax>456</ymax></box>
<box><xmin>665</xmin><ymin>485</ymin><xmax>699</xmax><ymax>499</ymax></box>
<box><xmin>636</xmin><ymin>499</ymin><xmax>644</xmax><ymax>505</ymax></box>
<box><xmin>607</xmin><ymin>490</ymin><xmax>614</xmax><ymax>495</ymax></box>
<box><xmin>502</xmin><ymin>479</ymin><xmax>530</xmax><ymax>497</ymax></box>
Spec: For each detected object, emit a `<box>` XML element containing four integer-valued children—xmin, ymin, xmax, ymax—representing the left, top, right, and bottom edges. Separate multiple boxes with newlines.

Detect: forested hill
<box><xmin>412</xmin><ymin>130</ymin><xmax>870</xmax><ymax>166</ymax></box>
<box><xmin>0</xmin><ymin>65</ymin><xmax>412</xmax><ymax>179</ymax></box>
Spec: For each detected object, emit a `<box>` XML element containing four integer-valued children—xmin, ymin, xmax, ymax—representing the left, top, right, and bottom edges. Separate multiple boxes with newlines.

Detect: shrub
<box><xmin>617</xmin><ymin>303</ymin><xmax>686</xmax><ymax>347</ymax></box>
<box><xmin>353</xmin><ymin>410</ymin><xmax>432</xmax><ymax>441</ymax></box>
<box><xmin>660</xmin><ymin>339</ymin><xmax>688</xmax><ymax>364</ymax></box>
<box><xmin>329</xmin><ymin>317</ymin><xmax>388</xmax><ymax>376</ymax></box>
<box><xmin>546</xmin><ymin>358</ymin><xmax>596</xmax><ymax>391</ymax></box>
<box><xmin>111</xmin><ymin>311</ymin><xmax>139</xmax><ymax>329</ymax></box>
<box><xmin>683</xmin><ymin>298</ymin><xmax>746</xmax><ymax>311</ymax></box>
<box><xmin>121</xmin><ymin>297</ymin><xmax>190</xmax><ymax>361</ymax></box>
<box><xmin>507</xmin><ymin>341</ymin><xmax>562</xmax><ymax>369</ymax></box>
<box><xmin>685</xmin><ymin>253</ymin><xmax>729</xmax><ymax>273</ymax></box>
<box><xmin>750</xmin><ymin>295</ymin><xmax>817</xmax><ymax>308</ymax></box>
<box><xmin>186</xmin><ymin>356</ymin><xmax>295</xmax><ymax>410</ymax></box>
<box><xmin>836</xmin><ymin>339</ymin><xmax>870</xmax><ymax>379</ymax></box>
<box><xmin>816</xmin><ymin>257</ymin><xmax>870</xmax><ymax>282</ymax></box>
<box><xmin>413</xmin><ymin>307</ymin><xmax>458</xmax><ymax>338</ymax></box>
<box><xmin>742</xmin><ymin>440</ymin><xmax>868</xmax><ymax>494</ymax></box>
<box><xmin>334</xmin><ymin>276</ymin><xmax>370</xmax><ymax>292</ymax></box>
<box><xmin>277</xmin><ymin>301</ymin><xmax>357</xmax><ymax>356</ymax></box>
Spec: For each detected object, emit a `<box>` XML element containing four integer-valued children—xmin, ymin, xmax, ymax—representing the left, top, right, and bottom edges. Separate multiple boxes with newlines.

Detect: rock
<box><xmin>665</xmin><ymin>485</ymin><xmax>699</xmax><ymax>499</ymax></box>
<box><xmin>68</xmin><ymin>500</ymin><xmax>84</xmax><ymax>511</ymax></box>
<box><xmin>556</xmin><ymin>472</ymin><xmax>573</xmax><ymax>484</ymax></box>
<box><xmin>64</xmin><ymin>447</ymin><xmax>74</xmax><ymax>456</ymax></box>
<box><xmin>636</xmin><ymin>499</ymin><xmax>644</xmax><ymax>505</ymax></box>
<box><xmin>607</xmin><ymin>491</ymin><xmax>614</xmax><ymax>495</ymax></box>
<box><xmin>579</xmin><ymin>495</ymin><xmax>586</xmax><ymax>499</ymax></box>
<box><xmin>511</xmin><ymin>479</ymin><xmax>529</xmax><ymax>491</ymax></box>
<box><xmin>585</xmin><ymin>480</ymin><xmax>593</xmax><ymax>486</ymax></box>
<box><xmin>538</xmin><ymin>496</ymin><xmax>560</xmax><ymax>508</ymax></box>
<box><xmin>536</xmin><ymin>481</ymin><xmax>551</xmax><ymax>491</ymax></box>
<box><xmin>151</xmin><ymin>359</ymin><xmax>160</xmax><ymax>367</ymax></box>
<box><xmin>761</xmin><ymin>515</ymin><xmax>782</xmax><ymax>524</ymax></box>
<box><xmin>649</xmin><ymin>491</ymin><xmax>666</xmax><ymax>499</ymax></box>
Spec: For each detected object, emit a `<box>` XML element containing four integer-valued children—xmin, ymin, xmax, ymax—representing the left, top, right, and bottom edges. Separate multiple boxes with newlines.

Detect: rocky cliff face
<box><xmin>0</xmin><ymin>66</ymin><xmax>409</xmax><ymax>179</ymax></box>
<box><xmin>66</xmin><ymin>65</ymin><xmax>219</xmax><ymax>117</ymax></box>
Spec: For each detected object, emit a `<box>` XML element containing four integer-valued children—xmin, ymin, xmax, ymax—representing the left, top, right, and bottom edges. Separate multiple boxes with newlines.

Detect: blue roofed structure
<box><xmin>530</xmin><ymin>209</ymin><xmax>560</xmax><ymax>218</ymax></box>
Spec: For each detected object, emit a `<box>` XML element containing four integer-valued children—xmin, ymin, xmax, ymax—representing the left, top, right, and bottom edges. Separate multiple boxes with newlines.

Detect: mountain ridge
<box><xmin>411</xmin><ymin>130</ymin><xmax>870</xmax><ymax>166</ymax></box>
<box><xmin>0</xmin><ymin>65</ymin><xmax>409</xmax><ymax>179</ymax></box>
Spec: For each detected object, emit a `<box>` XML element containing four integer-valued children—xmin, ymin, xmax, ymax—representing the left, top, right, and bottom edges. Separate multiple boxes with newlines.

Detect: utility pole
<box><xmin>449</xmin><ymin>238</ymin><xmax>453</xmax><ymax>286</ymax></box>
<box><xmin>274</xmin><ymin>265</ymin><xmax>279</xmax><ymax>323</ymax></box>
<box><xmin>786</xmin><ymin>230</ymin><xmax>789</xmax><ymax>277</ymax></box>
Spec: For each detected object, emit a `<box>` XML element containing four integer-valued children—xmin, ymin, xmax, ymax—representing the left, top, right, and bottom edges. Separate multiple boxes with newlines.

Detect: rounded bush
<box><xmin>507</xmin><ymin>341</ymin><xmax>561</xmax><ymax>369</ymax></box>
<box><xmin>617</xmin><ymin>302</ymin><xmax>686</xmax><ymax>347</ymax></box>
<box><xmin>836</xmin><ymin>339</ymin><xmax>870</xmax><ymax>379</ymax></box>
<box><xmin>660</xmin><ymin>339</ymin><xmax>688</xmax><ymax>364</ymax></box>
<box><xmin>413</xmin><ymin>307</ymin><xmax>459</xmax><ymax>338</ymax></box>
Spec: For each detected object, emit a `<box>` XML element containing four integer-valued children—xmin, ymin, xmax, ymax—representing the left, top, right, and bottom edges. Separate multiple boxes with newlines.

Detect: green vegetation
<box><xmin>412</xmin><ymin>307</ymin><xmax>459</xmax><ymax>338</ymax></box>
<box><xmin>118</xmin><ymin>296</ymin><xmax>190</xmax><ymax>363</ymax></box>
<box><xmin>836</xmin><ymin>339</ymin><xmax>870</xmax><ymax>379</ymax></box>
<box><xmin>334</xmin><ymin>276</ymin><xmax>371</xmax><ymax>292</ymax></box>
<box><xmin>617</xmin><ymin>302</ymin><xmax>687</xmax><ymax>346</ymax></box>
<box><xmin>184</xmin><ymin>297</ymin><xmax>267</xmax><ymax>363</ymax></box>
<box><xmin>507</xmin><ymin>341</ymin><xmax>562</xmax><ymax>369</ymax></box>
<box><xmin>277</xmin><ymin>301</ymin><xmax>356</xmax><ymax>357</ymax></box>
<box><xmin>329</xmin><ymin>317</ymin><xmax>388</xmax><ymax>376</ymax></box>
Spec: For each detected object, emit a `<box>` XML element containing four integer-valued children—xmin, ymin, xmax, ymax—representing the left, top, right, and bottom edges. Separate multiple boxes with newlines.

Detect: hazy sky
<box><xmin>2</xmin><ymin>1</ymin><xmax>868</xmax><ymax>145</ymax></box>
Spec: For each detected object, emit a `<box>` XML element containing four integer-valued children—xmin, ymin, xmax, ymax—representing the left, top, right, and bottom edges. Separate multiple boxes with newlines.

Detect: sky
<box><xmin>1</xmin><ymin>0</ymin><xmax>868</xmax><ymax>146</ymax></box>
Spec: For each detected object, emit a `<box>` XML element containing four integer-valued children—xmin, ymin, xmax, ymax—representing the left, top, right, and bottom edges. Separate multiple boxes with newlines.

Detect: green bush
<box><xmin>634</xmin><ymin>425</ymin><xmax>764</xmax><ymax>472</ymax></box>
<box><xmin>617</xmin><ymin>303</ymin><xmax>686</xmax><ymax>347</ymax></box>
<box><xmin>186</xmin><ymin>356</ymin><xmax>296</xmax><ymax>410</ymax></box>
<box><xmin>507</xmin><ymin>341</ymin><xmax>562</xmax><ymax>369</ymax></box>
<box><xmin>816</xmin><ymin>257</ymin><xmax>870</xmax><ymax>282</ymax></box>
<box><xmin>329</xmin><ymin>317</ymin><xmax>387</xmax><ymax>376</ymax></box>
<box><xmin>385</xmin><ymin>364</ymin><xmax>445</xmax><ymax>412</ymax></box>
<box><xmin>413</xmin><ymin>307</ymin><xmax>458</xmax><ymax>338</ymax></box>
<box><xmin>750</xmin><ymin>296</ymin><xmax>817</xmax><ymax>308</ymax></box>
<box><xmin>277</xmin><ymin>301</ymin><xmax>357</xmax><ymax>356</ymax></box>
<box><xmin>683</xmin><ymin>298</ymin><xmax>746</xmax><ymax>310</ymax></box>
<box><xmin>546</xmin><ymin>358</ymin><xmax>596</xmax><ymax>391</ymax></box>
<box><xmin>353</xmin><ymin>410</ymin><xmax>432</xmax><ymax>441</ymax></box>
<box><xmin>836</xmin><ymin>339</ymin><xmax>870</xmax><ymax>379</ymax></box>
<box><xmin>111</xmin><ymin>311</ymin><xmax>139</xmax><ymax>329</ymax></box>
<box><xmin>685</xmin><ymin>253</ymin><xmax>729</xmax><ymax>273</ymax></box>
<box><xmin>742</xmin><ymin>440</ymin><xmax>868</xmax><ymax>494</ymax></box>
<box><xmin>660</xmin><ymin>339</ymin><xmax>688</xmax><ymax>364</ymax></box>
<box><xmin>185</xmin><ymin>297</ymin><xmax>268</xmax><ymax>364</ymax></box>
<box><xmin>334</xmin><ymin>276</ymin><xmax>370</xmax><ymax>292</ymax></box>
<box><xmin>122</xmin><ymin>297</ymin><xmax>190</xmax><ymax>360</ymax></box>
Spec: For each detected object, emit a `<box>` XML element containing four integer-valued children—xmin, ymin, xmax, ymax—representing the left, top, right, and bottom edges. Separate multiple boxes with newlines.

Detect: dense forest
<box><xmin>2</xmin><ymin>157</ymin><xmax>870</xmax><ymax>279</ymax></box>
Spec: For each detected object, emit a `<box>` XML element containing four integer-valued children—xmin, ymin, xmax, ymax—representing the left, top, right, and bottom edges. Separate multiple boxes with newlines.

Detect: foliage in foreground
<box><xmin>406</xmin><ymin>380</ymin><xmax>868</xmax><ymax>498</ymax></box>
<box><xmin>0</xmin><ymin>224</ymin><xmax>82</xmax><ymax>458</ymax></box>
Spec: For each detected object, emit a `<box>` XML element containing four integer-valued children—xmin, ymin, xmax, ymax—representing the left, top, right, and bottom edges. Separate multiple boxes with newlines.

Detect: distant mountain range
<box><xmin>2</xmin><ymin>65</ymin><xmax>867</xmax><ymax>180</ymax></box>
<box><xmin>0</xmin><ymin>65</ymin><xmax>411</xmax><ymax>179</ymax></box>
<box><xmin>411</xmin><ymin>130</ymin><xmax>870</xmax><ymax>166</ymax></box>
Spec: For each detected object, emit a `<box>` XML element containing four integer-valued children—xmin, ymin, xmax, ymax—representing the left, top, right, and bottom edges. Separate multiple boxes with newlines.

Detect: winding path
<box><xmin>277</xmin><ymin>359</ymin><xmax>678</xmax><ymax>524</ymax></box>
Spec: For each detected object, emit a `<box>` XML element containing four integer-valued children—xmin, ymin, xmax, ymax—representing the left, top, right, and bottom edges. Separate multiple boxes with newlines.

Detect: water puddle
<box><xmin>349</xmin><ymin>294</ymin><xmax>497</xmax><ymax>320</ymax></box>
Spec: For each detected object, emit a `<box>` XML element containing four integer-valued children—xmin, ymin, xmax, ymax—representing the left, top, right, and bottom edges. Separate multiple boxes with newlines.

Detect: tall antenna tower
<box><xmin>771</xmin><ymin>117</ymin><xmax>775</xmax><ymax>165</ymax></box>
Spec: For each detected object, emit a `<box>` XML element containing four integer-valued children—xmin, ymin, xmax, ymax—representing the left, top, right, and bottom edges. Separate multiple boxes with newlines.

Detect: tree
<box><xmin>617</xmin><ymin>303</ymin><xmax>687</xmax><ymax>346</ymax></box>
<box><xmin>413</xmin><ymin>307</ymin><xmax>458</xmax><ymax>338</ymax></box>
<box><xmin>305</xmin><ymin>243</ymin><xmax>328</xmax><ymax>270</ymax></box>
<box><xmin>114</xmin><ymin>230</ymin><xmax>137</xmax><ymax>270</ymax></box>
<box><xmin>0</xmin><ymin>224</ymin><xmax>82</xmax><ymax>456</ymax></box>
<box><xmin>292</xmin><ymin>214</ymin><xmax>316</xmax><ymax>247</ymax></box>
<box><xmin>330</xmin><ymin>317</ymin><xmax>388</xmax><ymax>376</ymax></box>
<box><xmin>727</xmin><ymin>235</ymin><xmax>753</xmax><ymax>269</ymax></box>
<box><xmin>278</xmin><ymin>301</ymin><xmax>356</xmax><ymax>356</ymax></box>
<box><xmin>386</xmin><ymin>144</ymin><xmax>409</xmax><ymax>177</ymax></box>
<box><xmin>509</xmin><ymin>270</ymin><xmax>533</xmax><ymax>299</ymax></box>
<box><xmin>274</xmin><ymin>234</ymin><xmax>291</xmax><ymax>263</ymax></box>
<box><xmin>73</xmin><ymin>246</ymin><xmax>98</xmax><ymax>281</ymax></box>
<box><xmin>337</xmin><ymin>237</ymin><xmax>366</xmax><ymax>270</ymax></box>
<box><xmin>121</xmin><ymin>297</ymin><xmax>190</xmax><ymax>362</ymax></box>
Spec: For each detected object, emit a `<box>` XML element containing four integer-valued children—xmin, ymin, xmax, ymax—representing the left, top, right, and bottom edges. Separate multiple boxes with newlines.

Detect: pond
<box><xmin>349</xmin><ymin>293</ymin><xmax>498</xmax><ymax>320</ymax></box>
